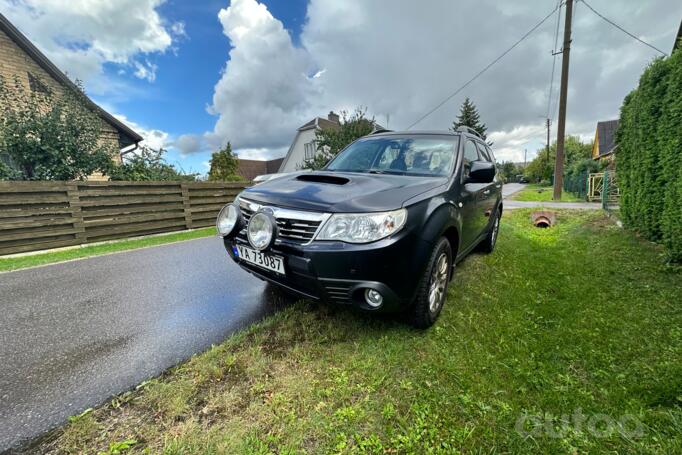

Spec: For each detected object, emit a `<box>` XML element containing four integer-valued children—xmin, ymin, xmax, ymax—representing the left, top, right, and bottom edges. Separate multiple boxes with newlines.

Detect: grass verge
<box><xmin>36</xmin><ymin>210</ymin><xmax>681</xmax><ymax>453</ymax></box>
<box><xmin>0</xmin><ymin>227</ymin><xmax>216</xmax><ymax>273</ymax></box>
<box><xmin>512</xmin><ymin>184</ymin><xmax>582</xmax><ymax>202</ymax></box>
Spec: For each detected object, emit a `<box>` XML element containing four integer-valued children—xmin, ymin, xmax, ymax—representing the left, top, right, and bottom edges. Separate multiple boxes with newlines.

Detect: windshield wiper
<box><xmin>368</xmin><ymin>169</ymin><xmax>406</xmax><ymax>175</ymax></box>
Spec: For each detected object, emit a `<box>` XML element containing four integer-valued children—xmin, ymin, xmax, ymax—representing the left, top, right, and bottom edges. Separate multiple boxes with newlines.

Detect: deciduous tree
<box><xmin>303</xmin><ymin>107</ymin><xmax>376</xmax><ymax>170</ymax></box>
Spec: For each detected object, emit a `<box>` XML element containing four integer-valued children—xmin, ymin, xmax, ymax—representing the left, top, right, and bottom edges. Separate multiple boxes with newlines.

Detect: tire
<box><xmin>479</xmin><ymin>208</ymin><xmax>501</xmax><ymax>254</ymax></box>
<box><xmin>409</xmin><ymin>237</ymin><xmax>452</xmax><ymax>329</ymax></box>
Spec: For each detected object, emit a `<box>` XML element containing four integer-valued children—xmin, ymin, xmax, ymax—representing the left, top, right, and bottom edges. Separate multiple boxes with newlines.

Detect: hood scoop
<box><xmin>296</xmin><ymin>174</ymin><xmax>350</xmax><ymax>185</ymax></box>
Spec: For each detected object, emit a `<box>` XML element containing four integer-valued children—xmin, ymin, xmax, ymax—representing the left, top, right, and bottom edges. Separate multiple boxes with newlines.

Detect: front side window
<box><xmin>462</xmin><ymin>140</ymin><xmax>480</xmax><ymax>179</ymax></box>
<box><xmin>326</xmin><ymin>136</ymin><xmax>459</xmax><ymax>177</ymax></box>
<box><xmin>476</xmin><ymin>142</ymin><xmax>491</xmax><ymax>162</ymax></box>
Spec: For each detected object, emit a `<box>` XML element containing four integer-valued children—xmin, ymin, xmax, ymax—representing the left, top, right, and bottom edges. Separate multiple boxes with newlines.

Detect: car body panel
<box><xmin>220</xmin><ymin>131</ymin><xmax>502</xmax><ymax>312</ymax></box>
<box><xmin>241</xmin><ymin>171</ymin><xmax>448</xmax><ymax>212</ymax></box>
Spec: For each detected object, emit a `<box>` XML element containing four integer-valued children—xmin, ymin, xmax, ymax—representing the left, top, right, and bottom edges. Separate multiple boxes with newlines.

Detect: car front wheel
<box><xmin>409</xmin><ymin>237</ymin><xmax>452</xmax><ymax>329</ymax></box>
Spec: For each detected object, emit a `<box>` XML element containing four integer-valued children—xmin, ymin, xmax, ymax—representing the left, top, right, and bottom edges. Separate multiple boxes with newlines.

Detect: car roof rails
<box><xmin>456</xmin><ymin>125</ymin><xmax>484</xmax><ymax>140</ymax></box>
<box><xmin>369</xmin><ymin>126</ymin><xmax>393</xmax><ymax>135</ymax></box>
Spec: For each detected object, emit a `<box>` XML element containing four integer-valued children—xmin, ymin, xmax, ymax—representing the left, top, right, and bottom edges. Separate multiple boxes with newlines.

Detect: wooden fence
<box><xmin>0</xmin><ymin>181</ymin><xmax>248</xmax><ymax>256</ymax></box>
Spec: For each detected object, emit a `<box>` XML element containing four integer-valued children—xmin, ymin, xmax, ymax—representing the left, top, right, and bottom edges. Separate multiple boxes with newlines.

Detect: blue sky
<box><xmin>94</xmin><ymin>0</ymin><xmax>310</xmax><ymax>175</ymax></box>
<box><xmin>2</xmin><ymin>0</ymin><xmax>679</xmax><ymax>176</ymax></box>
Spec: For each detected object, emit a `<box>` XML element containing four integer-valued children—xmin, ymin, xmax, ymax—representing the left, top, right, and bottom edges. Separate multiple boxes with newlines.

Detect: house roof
<box><xmin>595</xmin><ymin>120</ymin><xmax>619</xmax><ymax>156</ymax></box>
<box><xmin>298</xmin><ymin>117</ymin><xmax>341</xmax><ymax>131</ymax></box>
<box><xmin>0</xmin><ymin>13</ymin><xmax>143</xmax><ymax>147</ymax></box>
<box><xmin>674</xmin><ymin>20</ymin><xmax>682</xmax><ymax>53</ymax></box>
<box><xmin>237</xmin><ymin>158</ymin><xmax>284</xmax><ymax>181</ymax></box>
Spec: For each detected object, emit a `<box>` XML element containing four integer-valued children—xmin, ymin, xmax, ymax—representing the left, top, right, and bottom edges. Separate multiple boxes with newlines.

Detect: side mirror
<box><xmin>468</xmin><ymin>161</ymin><xmax>495</xmax><ymax>183</ymax></box>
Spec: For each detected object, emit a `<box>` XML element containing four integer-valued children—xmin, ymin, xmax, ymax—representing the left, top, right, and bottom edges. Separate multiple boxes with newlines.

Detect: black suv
<box><xmin>217</xmin><ymin>128</ymin><xmax>502</xmax><ymax>327</ymax></box>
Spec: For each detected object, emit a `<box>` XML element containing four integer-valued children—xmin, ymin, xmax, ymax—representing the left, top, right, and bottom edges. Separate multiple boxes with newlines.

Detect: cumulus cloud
<box><xmin>0</xmin><ymin>0</ymin><xmax>182</xmax><ymax>87</ymax></box>
<box><xmin>207</xmin><ymin>0</ymin><xmax>678</xmax><ymax>160</ymax></box>
<box><xmin>114</xmin><ymin>114</ymin><xmax>170</xmax><ymax>151</ymax></box>
<box><xmin>173</xmin><ymin>134</ymin><xmax>203</xmax><ymax>155</ymax></box>
<box><xmin>207</xmin><ymin>0</ymin><xmax>318</xmax><ymax>151</ymax></box>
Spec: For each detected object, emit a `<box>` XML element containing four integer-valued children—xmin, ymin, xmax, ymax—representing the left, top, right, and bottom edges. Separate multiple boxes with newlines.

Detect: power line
<box><xmin>405</xmin><ymin>4</ymin><xmax>561</xmax><ymax>130</ymax></box>
<box><xmin>547</xmin><ymin>0</ymin><xmax>563</xmax><ymax>119</ymax></box>
<box><xmin>580</xmin><ymin>0</ymin><xmax>669</xmax><ymax>56</ymax></box>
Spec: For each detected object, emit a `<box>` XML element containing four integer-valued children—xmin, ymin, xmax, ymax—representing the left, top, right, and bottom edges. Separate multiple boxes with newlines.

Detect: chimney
<box><xmin>328</xmin><ymin>111</ymin><xmax>340</xmax><ymax>124</ymax></box>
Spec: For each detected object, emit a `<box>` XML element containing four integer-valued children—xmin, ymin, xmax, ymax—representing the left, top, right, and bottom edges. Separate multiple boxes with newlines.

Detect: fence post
<box><xmin>180</xmin><ymin>182</ymin><xmax>193</xmax><ymax>230</ymax></box>
<box><xmin>602</xmin><ymin>170</ymin><xmax>609</xmax><ymax>210</ymax></box>
<box><xmin>66</xmin><ymin>182</ymin><xmax>87</xmax><ymax>245</ymax></box>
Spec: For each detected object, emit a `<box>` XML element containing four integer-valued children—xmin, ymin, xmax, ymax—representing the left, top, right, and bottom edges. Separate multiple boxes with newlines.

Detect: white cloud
<box><xmin>206</xmin><ymin>0</ymin><xmax>678</xmax><ymax>160</ymax></box>
<box><xmin>1</xmin><ymin>0</ymin><xmax>177</xmax><ymax>88</ymax></box>
<box><xmin>114</xmin><ymin>114</ymin><xmax>170</xmax><ymax>151</ymax></box>
<box><xmin>173</xmin><ymin>134</ymin><xmax>203</xmax><ymax>155</ymax></box>
<box><xmin>133</xmin><ymin>60</ymin><xmax>158</xmax><ymax>82</ymax></box>
<box><xmin>207</xmin><ymin>0</ymin><xmax>318</xmax><ymax>150</ymax></box>
<box><xmin>237</xmin><ymin>146</ymin><xmax>288</xmax><ymax>161</ymax></box>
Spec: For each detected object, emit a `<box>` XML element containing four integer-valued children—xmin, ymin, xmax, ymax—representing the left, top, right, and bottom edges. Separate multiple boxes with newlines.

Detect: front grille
<box><xmin>238</xmin><ymin>199</ymin><xmax>328</xmax><ymax>245</ymax></box>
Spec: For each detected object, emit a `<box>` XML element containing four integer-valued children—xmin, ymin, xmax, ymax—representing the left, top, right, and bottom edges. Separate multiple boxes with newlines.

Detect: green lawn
<box><xmin>0</xmin><ymin>227</ymin><xmax>216</xmax><ymax>273</ymax></box>
<box><xmin>38</xmin><ymin>210</ymin><xmax>681</xmax><ymax>454</ymax></box>
<box><xmin>512</xmin><ymin>184</ymin><xmax>582</xmax><ymax>202</ymax></box>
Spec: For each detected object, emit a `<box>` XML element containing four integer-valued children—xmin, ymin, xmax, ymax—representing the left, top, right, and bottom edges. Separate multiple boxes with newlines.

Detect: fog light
<box><xmin>364</xmin><ymin>289</ymin><xmax>383</xmax><ymax>308</ymax></box>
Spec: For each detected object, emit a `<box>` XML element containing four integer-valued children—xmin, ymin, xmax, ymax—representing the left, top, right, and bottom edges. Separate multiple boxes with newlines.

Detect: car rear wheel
<box><xmin>409</xmin><ymin>237</ymin><xmax>452</xmax><ymax>329</ymax></box>
<box><xmin>479</xmin><ymin>208</ymin><xmax>501</xmax><ymax>254</ymax></box>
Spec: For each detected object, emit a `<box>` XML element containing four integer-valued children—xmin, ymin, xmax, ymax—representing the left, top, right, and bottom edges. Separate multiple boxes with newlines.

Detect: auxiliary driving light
<box><xmin>247</xmin><ymin>211</ymin><xmax>277</xmax><ymax>250</ymax></box>
<box><xmin>364</xmin><ymin>289</ymin><xmax>383</xmax><ymax>308</ymax></box>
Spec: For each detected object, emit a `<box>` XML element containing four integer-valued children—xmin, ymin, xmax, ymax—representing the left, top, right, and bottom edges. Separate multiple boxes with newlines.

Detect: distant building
<box><xmin>278</xmin><ymin>112</ymin><xmax>341</xmax><ymax>173</ymax></box>
<box><xmin>0</xmin><ymin>13</ymin><xmax>142</xmax><ymax>179</ymax></box>
<box><xmin>237</xmin><ymin>158</ymin><xmax>284</xmax><ymax>181</ymax></box>
<box><xmin>592</xmin><ymin>120</ymin><xmax>619</xmax><ymax>160</ymax></box>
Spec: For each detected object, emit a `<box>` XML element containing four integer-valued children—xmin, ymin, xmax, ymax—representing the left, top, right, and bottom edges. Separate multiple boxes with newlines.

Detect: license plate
<box><xmin>236</xmin><ymin>245</ymin><xmax>285</xmax><ymax>275</ymax></box>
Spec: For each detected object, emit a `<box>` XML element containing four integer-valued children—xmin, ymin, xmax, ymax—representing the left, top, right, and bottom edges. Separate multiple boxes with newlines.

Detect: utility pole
<box><xmin>524</xmin><ymin>148</ymin><xmax>527</xmax><ymax>167</ymax></box>
<box><xmin>545</xmin><ymin>118</ymin><xmax>551</xmax><ymax>169</ymax></box>
<box><xmin>553</xmin><ymin>0</ymin><xmax>573</xmax><ymax>200</ymax></box>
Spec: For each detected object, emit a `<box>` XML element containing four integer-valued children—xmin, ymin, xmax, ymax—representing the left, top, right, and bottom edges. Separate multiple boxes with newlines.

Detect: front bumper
<box><xmin>223</xmin><ymin>228</ymin><xmax>433</xmax><ymax>312</ymax></box>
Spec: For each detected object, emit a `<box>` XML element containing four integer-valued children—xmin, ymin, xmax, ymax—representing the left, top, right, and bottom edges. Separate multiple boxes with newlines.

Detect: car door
<box><xmin>475</xmin><ymin>142</ymin><xmax>500</xmax><ymax>230</ymax></box>
<box><xmin>458</xmin><ymin>139</ymin><xmax>485</xmax><ymax>250</ymax></box>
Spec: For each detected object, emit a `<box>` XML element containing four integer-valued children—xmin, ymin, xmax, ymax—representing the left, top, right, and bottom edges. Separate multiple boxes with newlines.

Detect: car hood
<box><xmin>240</xmin><ymin>171</ymin><xmax>447</xmax><ymax>212</ymax></box>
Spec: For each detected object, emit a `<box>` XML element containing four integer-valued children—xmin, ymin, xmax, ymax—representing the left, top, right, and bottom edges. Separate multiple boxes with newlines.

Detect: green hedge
<box><xmin>617</xmin><ymin>48</ymin><xmax>682</xmax><ymax>262</ymax></box>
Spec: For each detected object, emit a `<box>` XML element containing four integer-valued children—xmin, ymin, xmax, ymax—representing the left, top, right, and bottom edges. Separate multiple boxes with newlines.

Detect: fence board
<box><xmin>0</xmin><ymin>180</ymin><xmax>247</xmax><ymax>255</ymax></box>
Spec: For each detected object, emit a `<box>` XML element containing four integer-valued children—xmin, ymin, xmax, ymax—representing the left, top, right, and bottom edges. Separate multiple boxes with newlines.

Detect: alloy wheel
<box><xmin>428</xmin><ymin>253</ymin><xmax>449</xmax><ymax>313</ymax></box>
<box><xmin>491</xmin><ymin>215</ymin><xmax>500</xmax><ymax>247</ymax></box>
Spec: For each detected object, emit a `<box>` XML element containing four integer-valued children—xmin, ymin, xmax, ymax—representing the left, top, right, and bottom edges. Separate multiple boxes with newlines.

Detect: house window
<box><xmin>27</xmin><ymin>72</ymin><xmax>50</xmax><ymax>95</ymax></box>
<box><xmin>304</xmin><ymin>141</ymin><xmax>317</xmax><ymax>160</ymax></box>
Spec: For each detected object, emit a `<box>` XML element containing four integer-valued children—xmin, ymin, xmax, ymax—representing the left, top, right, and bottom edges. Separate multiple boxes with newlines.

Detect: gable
<box><xmin>0</xmin><ymin>13</ymin><xmax>142</xmax><ymax>148</ymax></box>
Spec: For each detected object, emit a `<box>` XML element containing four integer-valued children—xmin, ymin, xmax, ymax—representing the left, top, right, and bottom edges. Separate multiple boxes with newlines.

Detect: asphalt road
<box><xmin>501</xmin><ymin>182</ymin><xmax>526</xmax><ymax>198</ymax></box>
<box><xmin>0</xmin><ymin>236</ymin><xmax>288</xmax><ymax>452</ymax></box>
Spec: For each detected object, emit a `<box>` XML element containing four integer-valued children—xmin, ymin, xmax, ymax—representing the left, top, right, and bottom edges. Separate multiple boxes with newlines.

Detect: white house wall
<box><xmin>279</xmin><ymin>128</ymin><xmax>318</xmax><ymax>173</ymax></box>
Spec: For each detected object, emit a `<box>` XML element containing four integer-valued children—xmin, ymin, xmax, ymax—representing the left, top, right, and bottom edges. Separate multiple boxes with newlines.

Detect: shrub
<box><xmin>0</xmin><ymin>75</ymin><xmax>115</xmax><ymax>180</ymax></box>
<box><xmin>617</xmin><ymin>48</ymin><xmax>682</xmax><ymax>262</ymax></box>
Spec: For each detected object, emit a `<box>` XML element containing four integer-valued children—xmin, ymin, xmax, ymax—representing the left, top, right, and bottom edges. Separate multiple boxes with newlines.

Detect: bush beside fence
<box><xmin>617</xmin><ymin>48</ymin><xmax>682</xmax><ymax>262</ymax></box>
<box><xmin>0</xmin><ymin>181</ymin><xmax>248</xmax><ymax>256</ymax></box>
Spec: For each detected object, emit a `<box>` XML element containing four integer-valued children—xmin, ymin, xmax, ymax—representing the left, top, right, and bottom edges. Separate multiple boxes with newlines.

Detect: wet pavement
<box><xmin>0</xmin><ymin>236</ymin><xmax>288</xmax><ymax>452</ymax></box>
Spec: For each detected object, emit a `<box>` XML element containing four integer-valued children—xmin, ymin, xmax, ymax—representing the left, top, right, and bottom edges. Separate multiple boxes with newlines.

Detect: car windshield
<box><xmin>325</xmin><ymin>136</ymin><xmax>459</xmax><ymax>177</ymax></box>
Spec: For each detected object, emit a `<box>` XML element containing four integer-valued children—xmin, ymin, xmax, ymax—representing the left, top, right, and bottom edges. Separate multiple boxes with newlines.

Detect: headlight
<box><xmin>316</xmin><ymin>208</ymin><xmax>407</xmax><ymax>243</ymax></box>
<box><xmin>216</xmin><ymin>203</ymin><xmax>239</xmax><ymax>237</ymax></box>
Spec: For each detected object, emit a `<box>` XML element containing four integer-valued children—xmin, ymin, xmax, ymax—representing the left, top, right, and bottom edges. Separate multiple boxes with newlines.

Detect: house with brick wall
<box><xmin>0</xmin><ymin>13</ymin><xmax>142</xmax><ymax>178</ymax></box>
